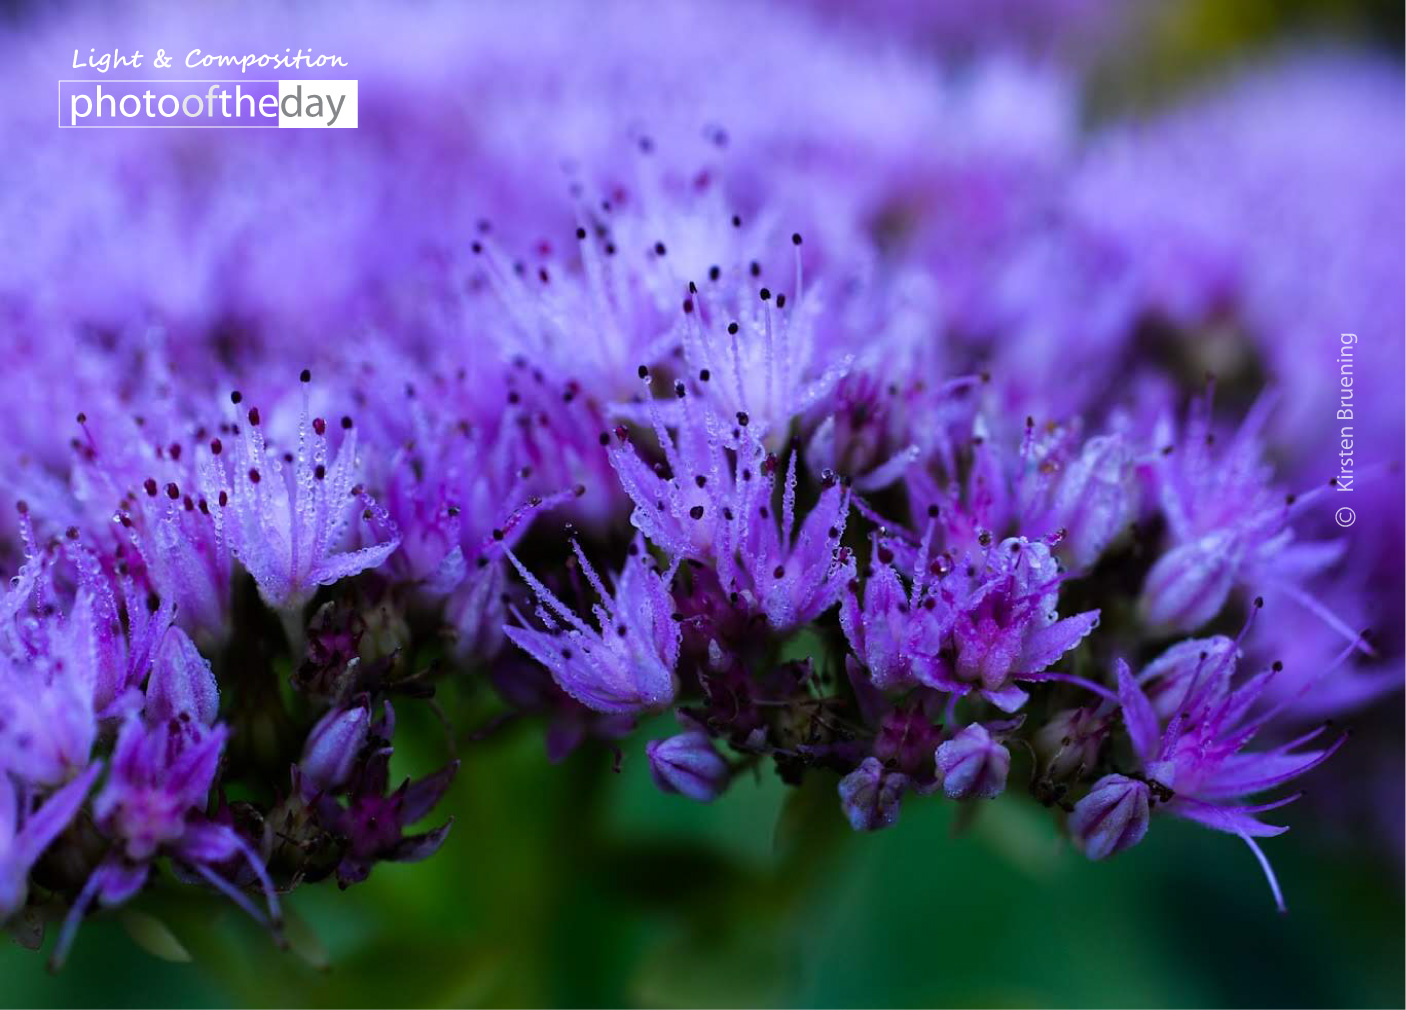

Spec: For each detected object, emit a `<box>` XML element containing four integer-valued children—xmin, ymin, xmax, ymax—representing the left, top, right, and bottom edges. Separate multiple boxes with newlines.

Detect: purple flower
<box><xmin>647</xmin><ymin>732</ymin><xmax>730</xmax><ymax>802</ymax></box>
<box><xmin>53</xmin><ymin>623</ymin><xmax>279</xmax><ymax>966</ymax></box>
<box><xmin>1115</xmin><ymin>651</ymin><xmax>1348</xmax><ymax>909</ymax></box>
<box><xmin>94</xmin><ymin>715</ymin><xmax>227</xmax><ymax>863</ymax></box>
<box><xmin>838</xmin><ymin>757</ymin><xmax>908</xmax><ymax>832</ymax></box>
<box><xmin>935</xmin><ymin>723</ymin><xmax>1010</xmax><ymax>800</ymax></box>
<box><xmin>199</xmin><ymin>376</ymin><xmax>401</xmax><ymax>612</ymax></box>
<box><xmin>1138</xmin><ymin>390</ymin><xmax>1349</xmax><ymax>639</ymax></box>
<box><xmin>1070</xmin><ymin>774</ymin><xmax>1151</xmax><ymax>860</ymax></box>
<box><xmin>505</xmin><ymin>542</ymin><xmax>680</xmax><ymax>714</ymax></box>
<box><xmin>311</xmin><ymin>704</ymin><xmax>457</xmax><ymax>887</ymax></box>
<box><xmin>93</xmin><ymin>626</ymin><xmax>227</xmax><ymax>862</ymax></box>
<box><xmin>115</xmin><ymin>463</ymin><xmax>234</xmax><ymax>643</ymax></box>
<box><xmin>839</xmin><ymin>524</ymin><xmax>951</xmax><ymax>691</ymax></box>
<box><xmin>948</xmin><ymin>537</ymin><xmax>1100</xmax><ymax>711</ymax></box>
<box><xmin>607</xmin><ymin>413</ymin><xmax>856</xmax><ymax>632</ymax></box>
<box><xmin>672</xmin><ymin>239</ymin><xmax>852</xmax><ymax>443</ymax></box>
<box><xmin>0</xmin><ymin>650</ymin><xmax>97</xmax><ymax>789</ymax></box>
<box><xmin>0</xmin><ymin>763</ymin><xmax>102</xmax><ymax>918</ymax></box>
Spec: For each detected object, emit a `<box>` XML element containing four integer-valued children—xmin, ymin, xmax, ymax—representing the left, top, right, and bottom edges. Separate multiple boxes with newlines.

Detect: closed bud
<box><xmin>299</xmin><ymin>706</ymin><xmax>370</xmax><ymax>795</ymax></box>
<box><xmin>838</xmin><ymin>757</ymin><xmax>908</xmax><ymax>831</ymax></box>
<box><xmin>1140</xmin><ymin>531</ymin><xmax>1238</xmax><ymax>632</ymax></box>
<box><xmin>935</xmin><ymin>723</ymin><xmax>1010</xmax><ymax>799</ymax></box>
<box><xmin>145</xmin><ymin>627</ymin><xmax>219</xmax><ymax>726</ymax></box>
<box><xmin>1051</xmin><ymin>435</ymin><xmax>1136</xmax><ymax>569</ymax></box>
<box><xmin>647</xmin><ymin>732</ymin><xmax>729</xmax><ymax>802</ymax></box>
<box><xmin>1139</xmin><ymin>636</ymin><xmax>1237</xmax><ymax>719</ymax></box>
<box><xmin>1070</xmin><ymin>774</ymin><xmax>1151</xmax><ymax>860</ymax></box>
<box><xmin>1034</xmin><ymin>707</ymin><xmax>1110</xmax><ymax>780</ymax></box>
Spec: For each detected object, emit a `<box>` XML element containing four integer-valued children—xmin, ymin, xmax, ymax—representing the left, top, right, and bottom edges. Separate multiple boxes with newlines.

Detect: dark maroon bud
<box><xmin>313</xmin><ymin>417</ymin><xmax>326</xmax><ymax>436</ymax></box>
<box><xmin>247</xmin><ymin>407</ymin><xmax>260</xmax><ymax>427</ymax></box>
<box><xmin>165</xmin><ymin>482</ymin><xmax>180</xmax><ymax>500</ymax></box>
<box><xmin>143</xmin><ymin>478</ymin><xmax>158</xmax><ymax>497</ymax></box>
<box><xmin>248</xmin><ymin>469</ymin><xmax>261</xmax><ymax>484</ymax></box>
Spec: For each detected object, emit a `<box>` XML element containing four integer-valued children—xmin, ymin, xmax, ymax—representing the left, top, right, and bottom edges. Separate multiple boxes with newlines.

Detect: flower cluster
<box><xmin>1</xmin><ymin>0</ymin><xmax>1399</xmax><ymax>971</ymax></box>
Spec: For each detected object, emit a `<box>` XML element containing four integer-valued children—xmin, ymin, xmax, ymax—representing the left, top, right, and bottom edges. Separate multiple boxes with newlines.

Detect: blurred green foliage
<box><xmin>3</xmin><ymin>711</ymin><xmax>1402</xmax><ymax>1007</ymax></box>
<box><xmin>3</xmin><ymin>1</ymin><xmax>1402</xmax><ymax>1006</ymax></box>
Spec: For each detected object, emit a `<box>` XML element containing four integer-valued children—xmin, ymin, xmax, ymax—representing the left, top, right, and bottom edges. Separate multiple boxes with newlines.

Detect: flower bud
<box><xmin>1033</xmin><ymin>707</ymin><xmax>1110</xmax><ymax>780</ymax></box>
<box><xmin>1051</xmin><ymin>435</ymin><xmax>1136</xmax><ymax>570</ymax></box>
<box><xmin>1070</xmin><ymin>774</ymin><xmax>1151</xmax><ymax>860</ymax></box>
<box><xmin>646</xmin><ymin>732</ymin><xmax>729</xmax><ymax>802</ymax></box>
<box><xmin>146</xmin><ymin>627</ymin><xmax>218</xmax><ymax>726</ymax></box>
<box><xmin>1139</xmin><ymin>635</ymin><xmax>1237</xmax><ymax>718</ymax></box>
<box><xmin>838</xmin><ymin>757</ymin><xmax>908</xmax><ymax>831</ymax></box>
<box><xmin>299</xmin><ymin>706</ymin><xmax>370</xmax><ymax>794</ymax></box>
<box><xmin>1140</xmin><ymin>531</ymin><xmax>1238</xmax><ymax>632</ymax></box>
<box><xmin>935</xmin><ymin>723</ymin><xmax>1010</xmax><ymax>799</ymax></box>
